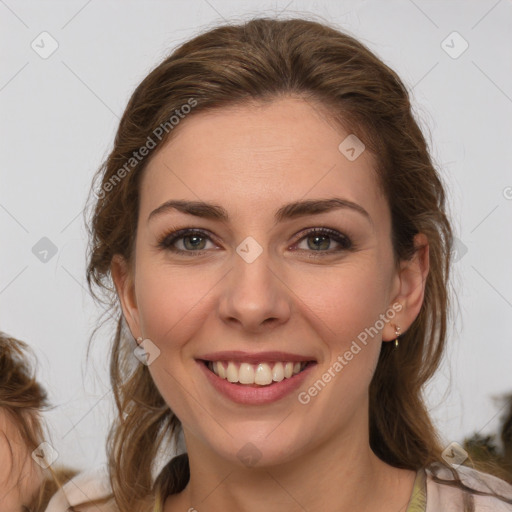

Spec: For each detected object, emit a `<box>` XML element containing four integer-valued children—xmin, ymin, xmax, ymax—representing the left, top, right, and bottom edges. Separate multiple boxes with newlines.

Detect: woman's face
<box><xmin>114</xmin><ymin>96</ymin><xmax>427</xmax><ymax>467</ymax></box>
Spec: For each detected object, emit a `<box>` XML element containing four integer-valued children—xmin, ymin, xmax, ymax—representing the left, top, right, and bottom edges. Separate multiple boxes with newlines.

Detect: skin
<box><xmin>0</xmin><ymin>409</ymin><xmax>44</xmax><ymax>512</ymax></box>
<box><xmin>112</xmin><ymin>96</ymin><xmax>429</xmax><ymax>512</ymax></box>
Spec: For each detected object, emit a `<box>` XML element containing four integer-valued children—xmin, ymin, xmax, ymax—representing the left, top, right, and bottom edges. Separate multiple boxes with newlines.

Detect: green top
<box><xmin>406</xmin><ymin>468</ymin><xmax>427</xmax><ymax>512</ymax></box>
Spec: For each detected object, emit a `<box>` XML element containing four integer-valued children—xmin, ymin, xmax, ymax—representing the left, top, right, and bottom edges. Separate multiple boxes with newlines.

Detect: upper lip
<box><xmin>197</xmin><ymin>350</ymin><xmax>317</xmax><ymax>363</ymax></box>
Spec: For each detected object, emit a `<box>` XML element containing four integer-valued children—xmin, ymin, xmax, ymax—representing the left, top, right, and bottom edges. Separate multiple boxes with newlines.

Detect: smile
<box><xmin>196</xmin><ymin>355</ymin><xmax>317</xmax><ymax>405</ymax></box>
<box><xmin>204</xmin><ymin>360</ymin><xmax>312</xmax><ymax>386</ymax></box>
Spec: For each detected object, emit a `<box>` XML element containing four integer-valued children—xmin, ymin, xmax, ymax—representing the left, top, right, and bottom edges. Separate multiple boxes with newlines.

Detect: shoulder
<box><xmin>44</xmin><ymin>465</ymin><xmax>116</xmax><ymax>512</ymax></box>
<box><xmin>425</xmin><ymin>463</ymin><xmax>512</xmax><ymax>511</ymax></box>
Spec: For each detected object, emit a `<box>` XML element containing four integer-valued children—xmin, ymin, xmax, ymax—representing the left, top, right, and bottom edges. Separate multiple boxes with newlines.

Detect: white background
<box><xmin>1</xmin><ymin>0</ymin><xmax>511</xmax><ymax>471</ymax></box>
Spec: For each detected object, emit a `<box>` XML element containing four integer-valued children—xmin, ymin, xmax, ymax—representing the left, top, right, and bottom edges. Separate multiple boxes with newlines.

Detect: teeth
<box><xmin>208</xmin><ymin>360</ymin><xmax>309</xmax><ymax>386</ymax></box>
<box><xmin>254</xmin><ymin>363</ymin><xmax>273</xmax><ymax>385</ymax></box>
<box><xmin>272</xmin><ymin>362</ymin><xmax>284</xmax><ymax>382</ymax></box>
<box><xmin>239</xmin><ymin>363</ymin><xmax>255</xmax><ymax>384</ymax></box>
<box><xmin>226</xmin><ymin>361</ymin><xmax>239</xmax><ymax>383</ymax></box>
<box><xmin>216</xmin><ymin>361</ymin><xmax>226</xmax><ymax>379</ymax></box>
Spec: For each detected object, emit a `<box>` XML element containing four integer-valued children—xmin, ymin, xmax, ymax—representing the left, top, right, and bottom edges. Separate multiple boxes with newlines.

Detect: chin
<box><xmin>203</xmin><ymin>428</ymin><xmax>309</xmax><ymax>469</ymax></box>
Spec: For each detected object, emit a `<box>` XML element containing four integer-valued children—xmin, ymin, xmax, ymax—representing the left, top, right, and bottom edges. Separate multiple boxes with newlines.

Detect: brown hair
<box><xmin>0</xmin><ymin>332</ymin><xmax>78</xmax><ymax>511</ymax></box>
<box><xmin>85</xmin><ymin>16</ymin><xmax>510</xmax><ymax>512</ymax></box>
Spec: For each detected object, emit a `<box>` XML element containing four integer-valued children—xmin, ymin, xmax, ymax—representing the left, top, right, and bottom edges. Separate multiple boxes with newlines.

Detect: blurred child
<box><xmin>0</xmin><ymin>332</ymin><xmax>77</xmax><ymax>511</ymax></box>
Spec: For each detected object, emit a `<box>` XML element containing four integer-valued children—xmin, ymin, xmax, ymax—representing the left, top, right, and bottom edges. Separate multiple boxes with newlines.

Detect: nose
<box><xmin>217</xmin><ymin>246</ymin><xmax>292</xmax><ymax>334</ymax></box>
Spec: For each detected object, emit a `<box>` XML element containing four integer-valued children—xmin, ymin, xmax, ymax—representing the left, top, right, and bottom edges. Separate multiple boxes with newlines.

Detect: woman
<box><xmin>49</xmin><ymin>16</ymin><xmax>512</xmax><ymax>512</ymax></box>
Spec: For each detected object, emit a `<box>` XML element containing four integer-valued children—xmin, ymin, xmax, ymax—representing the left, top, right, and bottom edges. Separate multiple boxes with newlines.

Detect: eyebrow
<box><xmin>148</xmin><ymin>198</ymin><xmax>372</xmax><ymax>225</ymax></box>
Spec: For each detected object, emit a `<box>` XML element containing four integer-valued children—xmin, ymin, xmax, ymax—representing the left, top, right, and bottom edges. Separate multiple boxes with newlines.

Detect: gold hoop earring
<box><xmin>394</xmin><ymin>326</ymin><xmax>401</xmax><ymax>349</ymax></box>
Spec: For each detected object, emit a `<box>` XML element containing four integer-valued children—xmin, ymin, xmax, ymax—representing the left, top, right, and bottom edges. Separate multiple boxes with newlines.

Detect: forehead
<box><xmin>140</xmin><ymin>97</ymin><xmax>387</xmax><ymax>225</ymax></box>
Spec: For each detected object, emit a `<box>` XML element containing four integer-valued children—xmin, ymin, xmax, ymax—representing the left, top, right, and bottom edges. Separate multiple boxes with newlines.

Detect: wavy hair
<box><xmin>84</xmin><ymin>16</ymin><xmax>510</xmax><ymax>511</ymax></box>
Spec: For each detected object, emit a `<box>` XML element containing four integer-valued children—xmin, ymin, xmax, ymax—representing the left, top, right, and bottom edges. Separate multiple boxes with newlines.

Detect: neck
<box><xmin>165</xmin><ymin>426</ymin><xmax>415</xmax><ymax>512</ymax></box>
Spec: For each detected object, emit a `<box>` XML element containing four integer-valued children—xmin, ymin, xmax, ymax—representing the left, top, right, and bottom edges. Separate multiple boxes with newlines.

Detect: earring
<box><xmin>136</xmin><ymin>337</ymin><xmax>143</xmax><ymax>344</ymax></box>
<box><xmin>394</xmin><ymin>326</ymin><xmax>401</xmax><ymax>349</ymax></box>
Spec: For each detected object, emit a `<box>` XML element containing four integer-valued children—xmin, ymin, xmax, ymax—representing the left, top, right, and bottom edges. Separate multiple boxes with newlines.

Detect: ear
<box><xmin>382</xmin><ymin>233</ymin><xmax>430</xmax><ymax>342</ymax></box>
<box><xmin>111</xmin><ymin>254</ymin><xmax>141</xmax><ymax>340</ymax></box>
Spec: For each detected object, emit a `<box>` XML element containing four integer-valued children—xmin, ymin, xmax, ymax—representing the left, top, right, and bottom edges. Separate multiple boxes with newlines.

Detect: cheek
<box><xmin>287</xmin><ymin>260</ymin><xmax>393</xmax><ymax>411</ymax></box>
<box><xmin>291</xmin><ymin>267</ymin><xmax>388</xmax><ymax>425</ymax></box>
<box><xmin>290</xmin><ymin>260</ymin><xmax>391</xmax><ymax>342</ymax></box>
<box><xmin>133</xmin><ymin>261</ymin><xmax>221</xmax><ymax>418</ymax></box>
<box><xmin>134</xmin><ymin>260</ymin><xmax>216</xmax><ymax>346</ymax></box>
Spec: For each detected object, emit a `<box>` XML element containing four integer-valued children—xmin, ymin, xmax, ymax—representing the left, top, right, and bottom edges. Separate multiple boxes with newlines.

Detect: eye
<box><xmin>292</xmin><ymin>228</ymin><xmax>353</xmax><ymax>255</ymax></box>
<box><xmin>157</xmin><ymin>229</ymin><xmax>217</xmax><ymax>255</ymax></box>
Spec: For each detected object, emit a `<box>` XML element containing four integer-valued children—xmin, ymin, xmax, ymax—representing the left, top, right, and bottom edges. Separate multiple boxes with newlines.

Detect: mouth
<box><xmin>199</xmin><ymin>359</ymin><xmax>316</xmax><ymax>387</ymax></box>
<box><xmin>195</xmin><ymin>350</ymin><xmax>318</xmax><ymax>404</ymax></box>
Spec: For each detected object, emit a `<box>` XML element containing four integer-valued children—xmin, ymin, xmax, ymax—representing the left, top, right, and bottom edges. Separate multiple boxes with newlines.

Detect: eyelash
<box><xmin>156</xmin><ymin>227</ymin><xmax>354</xmax><ymax>258</ymax></box>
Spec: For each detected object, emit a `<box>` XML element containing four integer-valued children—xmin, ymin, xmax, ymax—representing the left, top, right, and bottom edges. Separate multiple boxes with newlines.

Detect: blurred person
<box><xmin>0</xmin><ymin>332</ymin><xmax>77</xmax><ymax>511</ymax></box>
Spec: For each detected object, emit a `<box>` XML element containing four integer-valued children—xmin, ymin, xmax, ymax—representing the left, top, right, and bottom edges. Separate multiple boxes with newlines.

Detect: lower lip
<box><xmin>197</xmin><ymin>360</ymin><xmax>317</xmax><ymax>405</ymax></box>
